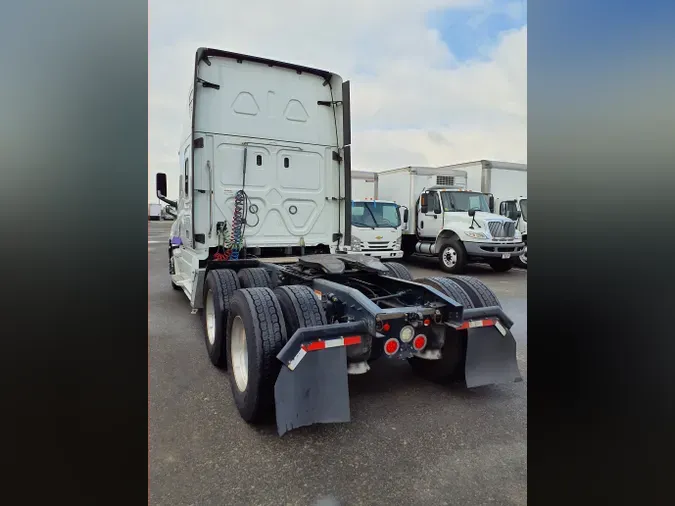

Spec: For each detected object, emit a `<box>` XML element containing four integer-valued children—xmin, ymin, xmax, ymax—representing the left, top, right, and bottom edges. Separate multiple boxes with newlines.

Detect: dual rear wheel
<box><xmin>201</xmin><ymin>268</ymin><xmax>326</xmax><ymax>423</ymax></box>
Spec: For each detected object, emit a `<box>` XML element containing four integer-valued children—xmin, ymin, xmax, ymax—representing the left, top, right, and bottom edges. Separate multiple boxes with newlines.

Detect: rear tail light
<box><xmin>412</xmin><ymin>335</ymin><xmax>427</xmax><ymax>351</ymax></box>
<box><xmin>384</xmin><ymin>338</ymin><xmax>400</xmax><ymax>356</ymax></box>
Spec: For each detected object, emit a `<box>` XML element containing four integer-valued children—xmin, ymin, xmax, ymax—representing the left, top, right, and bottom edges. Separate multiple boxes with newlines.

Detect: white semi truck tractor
<box><xmin>155</xmin><ymin>48</ymin><xmax>522</xmax><ymax>436</ymax></box>
<box><xmin>436</xmin><ymin>160</ymin><xmax>527</xmax><ymax>268</ymax></box>
<box><xmin>377</xmin><ymin>165</ymin><xmax>524</xmax><ymax>273</ymax></box>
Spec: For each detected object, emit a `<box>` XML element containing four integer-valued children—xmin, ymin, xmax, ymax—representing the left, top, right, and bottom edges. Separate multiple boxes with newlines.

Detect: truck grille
<box><xmin>364</xmin><ymin>241</ymin><xmax>394</xmax><ymax>250</ymax></box>
<box><xmin>487</xmin><ymin>221</ymin><xmax>515</xmax><ymax>238</ymax></box>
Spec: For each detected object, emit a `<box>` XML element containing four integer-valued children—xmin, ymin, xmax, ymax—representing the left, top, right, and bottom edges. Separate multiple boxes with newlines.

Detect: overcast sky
<box><xmin>148</xmin><ymin>0</ymin><xmax>527</xmax><ymax>202</ymax></box>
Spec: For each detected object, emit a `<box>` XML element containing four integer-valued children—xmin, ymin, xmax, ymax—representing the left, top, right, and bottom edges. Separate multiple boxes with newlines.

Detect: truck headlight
<box><xmin>514</xmin><ymin>231</ymin><xmax>522</xmax><ymax>241</ymax></box>
<box><xmin>464</xmin><ymin>231</ymin><xmax>487</xmax><ymax>240</ymax></box>
<box><xmin>351</xmin><ymin>236</ymin><xmax>362</xmax><ymax>251</ymax></box>
<box><xmin>394</xmin><ymin>236</ymin><xmax>402</xmax><ymax>248</ymax></box>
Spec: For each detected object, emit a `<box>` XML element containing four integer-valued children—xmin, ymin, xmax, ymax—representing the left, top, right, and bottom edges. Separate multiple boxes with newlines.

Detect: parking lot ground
<box><xmin>149</xmin><ymin>221</ymin><xmax>527</xmax><ymax>506</ymax></box>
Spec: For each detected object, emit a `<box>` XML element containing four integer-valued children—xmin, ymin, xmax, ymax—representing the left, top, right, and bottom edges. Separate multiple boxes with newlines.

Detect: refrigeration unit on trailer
<box><xmin>154</xmin><ymin>49</ymin><xmax>522</xmax><ymax>436</ymax></box>
<box><xmin>346</xmin><ymin>170</ymin><xmax>404</xmax><ymax>260</ymax></box>
<box><xmin>377</xmin><ymin>165</ymin><xmax>524</xmax><ymax>273</ymax></box>
<box><xmin>437</xmin><ymin>160</ymin><xmax>527</xmax><ymax>268</ymax></box>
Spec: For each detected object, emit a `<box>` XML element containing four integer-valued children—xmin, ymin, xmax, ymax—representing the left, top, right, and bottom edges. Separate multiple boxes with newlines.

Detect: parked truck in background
<box><xmin>377</xmin><ymin>166</ymin><xmax>524</xmax><ymax>273</ymax></box>
<box><xmin>345</xmin><ymin>171</ymin><xmax>404</xmax><ymax>260</ymax></box>
<box><xmin>437</xmin><ymin>160</ymin><xmax>527</xmax><ymax>268</ymax></box>
<box><xmin>155</xmin><ymin>49</ymin><xmax>522</xmax><ymax>436</ymax></box>
<box><xmin>148</xmin><ymin>203</ymin><xmax>162</xmax><ymax>221</ymax></box>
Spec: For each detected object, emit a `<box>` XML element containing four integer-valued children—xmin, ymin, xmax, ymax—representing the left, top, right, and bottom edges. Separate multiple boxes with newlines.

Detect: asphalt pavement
<box><xmin>149</xmin><ymin>221</ymin><xmax>527</xmax><ymax>506</ymax></box>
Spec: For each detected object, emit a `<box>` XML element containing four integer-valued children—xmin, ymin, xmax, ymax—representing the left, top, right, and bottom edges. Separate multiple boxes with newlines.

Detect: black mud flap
<box><xmin>274</xmin><ymin>346</ymin><xmax>351</xmax><ymax>436</ymax></box>
<box><xmin>464</xmin><ymin>326</ymin><xmax>522</xmax><ymax>388</ymax></box>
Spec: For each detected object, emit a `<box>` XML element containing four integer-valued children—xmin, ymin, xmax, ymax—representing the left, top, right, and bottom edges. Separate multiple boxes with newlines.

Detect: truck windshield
<box><xmin>441</xmin><ymin>192</ymin><xmax>490</xmax><ymax>213</ymax></box>
<box><xmin>351</xmin><ymin>202</ymin><xmax>401</xmax><ymax>228</ymax></box>
<box><xmin>520</xmin><ymin>199</ymin><xmax>527</xmax><ymax>221</ymax></box>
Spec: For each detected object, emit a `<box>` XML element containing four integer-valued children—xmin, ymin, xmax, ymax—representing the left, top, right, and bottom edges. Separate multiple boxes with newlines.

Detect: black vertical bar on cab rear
<box><xmin>343</xmin><ymin>144</ymin><xmax>352</xmax><ymax>246</ymax></box>
<box><xmin>342</xmin><ymin>80</ymin><xmax>351</xmax><ymax>146</ymax></box>
<box><xmin>342</xmin><ymin>80</ymin><xmax>352</xmax><ymax>246</ymax></box>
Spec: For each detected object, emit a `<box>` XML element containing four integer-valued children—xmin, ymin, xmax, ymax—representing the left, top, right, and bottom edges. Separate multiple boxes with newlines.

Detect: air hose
<box><xmin>213</xmin><ymin>189</ymin><xmax>248</xmax><ymax>261</ymax></box>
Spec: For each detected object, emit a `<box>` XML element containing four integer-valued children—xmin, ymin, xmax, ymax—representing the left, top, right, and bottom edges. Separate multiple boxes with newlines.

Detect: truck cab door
<box><xmin>417</xmin><ymin>191</ymin><xmax>443</xmax><ymax>238</ymax></box>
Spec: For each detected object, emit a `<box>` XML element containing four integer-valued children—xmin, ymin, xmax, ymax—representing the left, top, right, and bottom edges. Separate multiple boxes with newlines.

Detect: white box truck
<box><xmin>437</xmin><ymin>160</ymin><xmax>527</xmax><ymax>268</ymax></box>
<box><xmin>345</xmin><ymin>171</ymin><xmax>404</xmax><ymax>260</ymax></box>
<box><xmin>377</xmin><ymin>165</ymin><xmax>524</xmax><ymax>273</ymax></box>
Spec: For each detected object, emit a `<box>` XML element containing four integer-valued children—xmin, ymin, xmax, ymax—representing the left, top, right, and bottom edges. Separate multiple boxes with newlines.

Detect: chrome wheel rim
<box><xmin>230</xmin><ymin>316</ymin><xmax>249</xmax><ymax>392</ymax></box>
<box><xmin>520</xmin><ymin>246</ymin><xmax>527</xmax><ymax>265</ymax></box>
<box><xmin>205</xmin><ymin>289</ymin><xmax>216</xmax><ymax>346</ymax></box>
<box><xmin>442</xmin><ymin>247</ymin><xmax>458</xmax><ymax>268</ymax></box>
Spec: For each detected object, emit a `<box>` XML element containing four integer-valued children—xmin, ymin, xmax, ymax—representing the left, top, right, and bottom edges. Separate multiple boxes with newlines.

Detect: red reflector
<box><xmin>304</xmin><ymin>341</ymin><xmax>325</xmax><ymax>351</ymax></box>
<box><xmin>457</xmin><ymin>319</ymin><xmax>496</xmax><ymax>330</ymax></box>
<box><xmin>423</xmin><ymin>319</ymin><xmax>431</xmax><ymax>326</ymax></box>
<box><xmin>343</xmin><ymin>336</ymin><xmax>361</xmax><ymax>346</ymax></box>
<box><xmin>382</xmin><ymin>322</ymin><xmax>391</xmax><ymax>332</ymax></box>
<box><xmin>413</xmin><ymin>335</ymin><xmax>427</xmax><ymax>351</ymax></box>
<box><xmin>384</xmin><ymin>338</ymin><xmax>399</xmax><ymax>355</ymax></box>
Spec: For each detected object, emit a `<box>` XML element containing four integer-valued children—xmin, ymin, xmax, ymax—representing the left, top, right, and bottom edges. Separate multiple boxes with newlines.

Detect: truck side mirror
<box><xmin>403</xmin><ymin>208</ymin><xmax>409</xmax><ymax>223</ymax></box>
<box><xmin>156</xmin><ymin>173</ymin><xmax>168</xmax><ymax>198</ymax></box>
<box><xmin>420</xmin><ymin>195</ymin><xmax>428</xmax><ymax>214</ymax></box>
<box><xmin>488</xmin><ymin>195</ymin><xmax>495</xmax><ymax>213</ymax></box>
<box><xmin>468</xmin><ymin>208</ymin><xmax>477</xmax><ymax>217</ymax></box>
<box><xmin>156</xmin><ymin>173</ymin><xmax>178</xmax><ymax>208</ymax></box>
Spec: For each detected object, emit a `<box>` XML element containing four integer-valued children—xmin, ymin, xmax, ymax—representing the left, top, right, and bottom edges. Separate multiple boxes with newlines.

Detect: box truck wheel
<box><xmin>383</xmin><ymin>262</ymin><xmax>413</xmax><ymax>280</ymax></box>
<box><xmin>226</xmin><ymin>287</ymin><xmax>288</xmax><ymax>423</ymax></box>
<box><xmin>515</xmin><ymin>240</ymin><xmax>527</xmax><ymax>268</ymax></box>
<box><xmin>438</xmin><ymin>240</ymin><xmax>467</xmax><ymax>274</ymax></box>
<box><xmin>202</xmin><ymin>269</ymin><xmax>241</xmax><ymax>368</ymax></box>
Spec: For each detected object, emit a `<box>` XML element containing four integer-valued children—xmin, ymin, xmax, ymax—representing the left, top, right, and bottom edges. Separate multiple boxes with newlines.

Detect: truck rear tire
<box><xmin>488</xmin><ymin>259</ymin><xmax>513</xmax><ymax>273</ymax></box>
<box><xmin>383</xmin><ymin>262</ymin><xmax>413</xmax><ymax>280</ymax></box>
<box><xmin>202</xmin><ymin>269</ymin><xmax>241</xmax><ymax>368</ymax></box>
<box><xmin>238</xmin><ymin>267</ymin><xmax>271</xmax><ymax>288</ymax></box>
<box><xmin>438</xmin><ymin>240</ymin><xmax>468</xmax><ymax>274</ymax></box>
<box><xmin>409</xmin><ymin>276</ymin><xmax>472</xmax><ymax>382</ymax></box>
<box><xmin>273</xmin><ymin>285</ymin><xmax>327</xmax><ymax>337</ymax></box>
<box><xmin>448</xmin><ymin>276</ymin><xmax>501</xmax><ymax>308</ymax></box>
<box><xmin>226</xmin><ymin>287</ymin><xmax>288</xmax><ymax>423</ymax></box>
<box><xmin>415</xmin><ymin>276</ymin><xmax>475</xmax><ymax>309</ymax></box>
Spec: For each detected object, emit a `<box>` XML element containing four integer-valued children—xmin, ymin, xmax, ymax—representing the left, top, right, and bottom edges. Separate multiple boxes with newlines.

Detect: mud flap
<box><xmin>274</xmin><ymin>346</ymin><xmax>351</xmax><ymax>436</ymax></box>
<box><xmin>464</xmin><ymin>326</ymin><xmax>522</xmax><ymax>388</ymax></box>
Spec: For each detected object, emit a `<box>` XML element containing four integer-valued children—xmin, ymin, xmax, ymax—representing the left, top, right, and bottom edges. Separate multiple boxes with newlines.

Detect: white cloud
<box><xmin>149</xmin><ymin>0</ymin><xmax>526</xmax><ymax>200</ymax></box>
